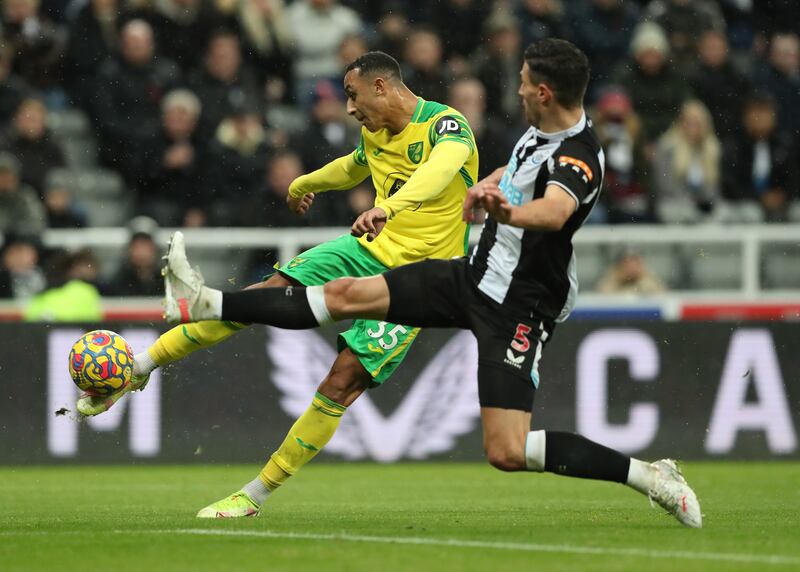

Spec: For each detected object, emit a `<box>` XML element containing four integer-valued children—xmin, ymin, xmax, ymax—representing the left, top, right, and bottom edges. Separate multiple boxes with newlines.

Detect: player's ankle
<box><xmin>626</xmin><ymin>458</ymin><xmax>656</xmax><ymax>495</ymax></box>
<box><xmin>133</xmin><ymin>351</ymin><xmax>158</xmax><ymax>377</ymax></box>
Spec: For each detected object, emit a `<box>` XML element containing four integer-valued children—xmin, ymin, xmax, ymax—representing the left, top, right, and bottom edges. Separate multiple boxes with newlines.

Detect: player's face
<box><xmin>344</xmin><ymin>70</ymin><xmax>383</xmax><ymax>132</ymax></box>
<box><xmin>518</xmin><ymin>62</ymin><xmax>543</xmax><ymax>127</ymax></box>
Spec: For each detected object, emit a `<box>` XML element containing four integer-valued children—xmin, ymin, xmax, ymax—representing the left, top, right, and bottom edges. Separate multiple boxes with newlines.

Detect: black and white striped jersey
<box><xmin>469</xmin><ymin>113</ymin><xmax>604</xmax><ymax>322</ymax></box>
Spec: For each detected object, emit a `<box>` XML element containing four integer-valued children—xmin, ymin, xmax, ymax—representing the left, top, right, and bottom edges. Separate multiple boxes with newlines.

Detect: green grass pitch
<box><xmin>2</xmin><ymin>462</ymin><xmax>799</xmax><ymax>572</ymax></box>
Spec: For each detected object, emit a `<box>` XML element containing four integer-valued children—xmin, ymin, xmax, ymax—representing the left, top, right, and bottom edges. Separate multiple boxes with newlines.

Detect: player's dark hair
<box><xmin>344</xmin><ymin>51</ymin><xmax>403</xmax><ymax>82</ymax></box>
<box><xmin>524</xmin><ymin>39</ymin><xmax>590</xmax><ymax>109</ymax></box>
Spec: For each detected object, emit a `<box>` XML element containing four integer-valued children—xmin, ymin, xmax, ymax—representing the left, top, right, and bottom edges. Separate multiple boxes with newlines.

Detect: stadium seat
<box><xmin>190</xmin><ymin>248</ymin><xmax>253</xmax><ymax>289</ymax></box>
<box><xmin>635</xmin><ymin>244</ymin><xmax>688</xmax><ymax>289</ymax></box>
<box><xmin>714</xmin><ymin>200</ymin><xmax>765</xmax><ymax>224</ymax></box>
<box><xmin>61</xmin><ymin>137</ymin><xmax>98</xmax><ymax>169</ymax></box>
<box><xmin>573</xmin><ymin>243</ymin><xmax>608</xmax><ymax>291</ymax></box>
<box><xmin>71</xmin><ymin>169</ymin><xmax>124</xmax><ymax>199</ymax></box>
<box><xmin>762</xmin><ymin>243</ymin><xmax>800</xmax><ymax>289</ymax></box>
<box><xmin>788</xmin><ymin>201</ymin><xmax>800</xmax><ymax>223</ymax></box>
<box><xmin>656</xmin><ymin>199</ymin><xmax>700</xmax><ymax>224</ymax></box>
<box><xmin>685</xmin><ymin>243</ymin><xmax>742</xmax><ymax>290</ymax></box>
<box><xmin>47</xmin><ymin>108</ymin><xmax>90</xmax><ymax>139</ymax></box>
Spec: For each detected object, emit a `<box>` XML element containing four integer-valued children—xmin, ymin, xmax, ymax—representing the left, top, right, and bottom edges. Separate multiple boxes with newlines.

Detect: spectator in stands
<box><xmin>24</xmin><ymin>248</ymin><xmax>102</xmax><ymax>321</ymax></box>
<box><xmin>0</xmin><ymin>235</ymin><xmax>46</xmax><ymax>299</ymax></box>
<box><xmin>596</xmin><ymin>248</ymin><xmax>667</xmax><ymax>295</ymax></box>
<box><xmin>470</xmin><ymin>13</ymin><xmax>522</xmax><ymax>125</ymax></box>
<box><xmin>93</xmin><ymin>19</ymin><xmax>180</xmax><ymax>179</ymax></box>
<box><xmin>237</xmin><ymin>0</ymin><xmax>294</xmax><ymax>88</ymax></box>
<box><xmin>0</xmin><ymin>152</ymin><xmax>46</xmax><ymax>236</ymax></box>
<box><xmin>614</xmin><ymin>22</ymin><xmax>690</xmax><ymax>143</ymax></box>
<box><xmin>372</xmin><ymin>6</ymin><xmax>409</xmax><ymax>58</ymax></box>
<box><xmin>105</xmin><ymin>230</ymin><xmax>162</xmax><ymax>296</ymax></box>
<box><xmin>64</xmin><ymin>0</ymin><xmax>123</xmax><ymax>109</ymax></box>
<box><xmin>592</xmin><ymin>87</ymin><xmax>653</xmax><ymax>223</ymax></box>
<box><xmin>0</xmin><ymin>42</ymin><xmax>32</xmax><ymax>130</ymax></box>
<box><xmin>149</xmin><ymin>0</ymin><xmax>231</xmax><ymax>71</ymax></box>
<box><xmin>642</xmin><ymin>0</ymin><xmax>725</xmax><ymax>71</ymax></box>
<box><xmin>42</xmin><ymin>171</ymin><xmax>87</xmax><ymax>228</ymax></box>
<box><xmin>137</xmin><ymin>89</ymin><xmax>204</xmax><ymax>226</ymax></box>
<box><xmin>291</xmin><ymin>79</ymin><xmax>359</xmax><ymax>173</ymax></box>
<box><xmin>188</xmin><ymin>29</ymin><xmax>262</xmax><ymax>141</ymax></box>
<box><xmin>1</xmin><ymin>0</ymin><xmax>66</xmax><ymax>91</ymax></box>
<box><xmin>429</xmin><ymin>0</ymin><xmax>489</xmax><ymax>59</ymax></box>
<box><xmin>448</xmin><ymin>76</ymin><xmax>514</xmax><ymax>180</ymax></box>
<box><xmin>401</xmin><ymin>27</ymin><xmax>449</xmax><ymax>105</ymax></box>
<box><xmin>569</xmin><ymin>0</ymin><xmax>640</xmax><ymax>96</ymax></box>
<box><xmin>1</xmin><ymin>97</ymin><xmax>65</xmax><ymax>193</ymax></box>
<box><xmin>287</xmin><ymin>0</ymin><xmax>362</xmax><ymax>106</ymax></box>
<box><xmin>204</xmin><ymin>99</ymin><xmax>271</xmax><ymax>225</ymax></box>
<box><xmin>722</xmin><ymin>94</ymin><xmax>798</xmax><ymax>222</ymax></box>
<box><xmin>653</xmin><ymin>100</ymin><xmax>721</xmax><ymax>223</ymax></box>
<box><xmin>338</xmin><ymin>34</ymin><xmax>368</xmax><ymax>75</ymax></box>
<box><xmin>752</xmin><ymin>33</ymin><xmax>800</xmax><ymax>138</ymax></box>
<box><xmin>240</xmin><ymin>150</ymin><xmax>306</xmax><ymax>227</ymax></box>
<box><xmin>516</xmin><ymin>0</ymin><xmax>565</xmax><ymax>54</ymax></box>
<box><xmin>690</xmin><ymin>30</ymin><xmax>751</xmax><ymax>138</ymax></box>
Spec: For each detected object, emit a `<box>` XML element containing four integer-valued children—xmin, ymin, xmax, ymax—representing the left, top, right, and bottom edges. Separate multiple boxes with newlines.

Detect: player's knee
<box><xmin>485</xmin><ymin>445</ymin><xmax>525</xmax><ymax>472</ymax></box>
<box><xmin>323</xmin><ymin>278</ymin><xmax>358</xmax><ymax>314</ymax></box>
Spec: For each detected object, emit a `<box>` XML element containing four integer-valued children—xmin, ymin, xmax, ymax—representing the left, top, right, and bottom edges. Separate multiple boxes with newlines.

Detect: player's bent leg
<box><xmin>197</xmin><ymin>350</ymin><xmax>371</xmax><ymax>518</ymax></box>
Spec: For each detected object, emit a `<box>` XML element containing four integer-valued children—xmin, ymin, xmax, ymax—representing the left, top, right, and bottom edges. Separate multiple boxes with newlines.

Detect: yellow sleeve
<box><xmin>288</xmin><ymin>153</ymin><xmax>370</xmax><ymax>199</ymax></box>
<box><xmin>377</xmin><ymin>140</ymin><xmax>471</xmax><ymax>218</ymax></box>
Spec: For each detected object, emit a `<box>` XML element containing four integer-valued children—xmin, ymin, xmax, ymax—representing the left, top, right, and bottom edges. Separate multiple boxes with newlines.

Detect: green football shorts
<box><xmin>278</xmin><ymin>234</ymin><xmax>420</xmax><ymax>385</ymax></box>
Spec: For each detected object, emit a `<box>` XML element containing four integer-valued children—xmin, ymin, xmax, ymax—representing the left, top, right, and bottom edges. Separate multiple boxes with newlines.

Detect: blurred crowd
<box><xmin>2</xmin><ymin>0</ymin><xmax>800</xmax><ymax>301</ymax></box>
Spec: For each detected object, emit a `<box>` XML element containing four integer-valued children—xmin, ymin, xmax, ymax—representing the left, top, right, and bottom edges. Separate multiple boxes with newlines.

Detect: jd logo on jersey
<box><xmin>407</xmin><ymin>141</ymin><xmax>423</xmax><ymax>164</ymax></box>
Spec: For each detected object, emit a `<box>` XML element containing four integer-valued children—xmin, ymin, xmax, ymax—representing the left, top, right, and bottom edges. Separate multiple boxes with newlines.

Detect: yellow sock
<box><xmin>259</xmin><ymin>392</ymin><xmax>346</xmax><ymax>491</ymax></box>
<box><xmin>148</xmin><ymin>320</ymin><xmax>247</xmax><ymax>366</ymax></box>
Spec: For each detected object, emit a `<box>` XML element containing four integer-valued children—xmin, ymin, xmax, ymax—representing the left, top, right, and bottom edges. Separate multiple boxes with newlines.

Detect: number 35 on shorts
<box><xmin>367</xmin><ymin>321</ymin><xmax>408</xmax><ymax>351</ymax></box>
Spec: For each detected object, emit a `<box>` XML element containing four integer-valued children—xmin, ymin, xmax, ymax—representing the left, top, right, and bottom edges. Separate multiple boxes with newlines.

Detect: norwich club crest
<box><xmin>407</xmin><ymin>141</ymin><xmax>423</xmax><ymax>164</ymax></box>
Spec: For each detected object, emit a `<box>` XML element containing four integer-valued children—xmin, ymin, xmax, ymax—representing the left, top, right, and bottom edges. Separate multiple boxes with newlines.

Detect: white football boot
<box><xmin>649</xmin><ymin>459</ymin><xmax>702</xmax><ymax>528</ymax></box>
<box><xmin>76</xmin><ymin>371</ymin><xmax>151</xmax><ymax>416</ymax></box>
<box><xmin>162</xmin><ymin>231</ymin><xmax>214</xmax><ymax>324</ymax></box>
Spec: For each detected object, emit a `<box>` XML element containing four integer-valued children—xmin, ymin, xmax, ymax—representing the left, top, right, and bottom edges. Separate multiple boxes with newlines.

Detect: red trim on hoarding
<box><xmin>681</xmin><ymin>304</ymin><xmax>800</xmax><ymax>321</ymax></box>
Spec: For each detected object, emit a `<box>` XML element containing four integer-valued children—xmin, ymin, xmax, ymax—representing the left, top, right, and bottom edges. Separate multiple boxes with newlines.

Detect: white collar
<box><xmin>534</xmin><ymin>111</ymin><xmax>587</xmax><ymax>141</ymax></box>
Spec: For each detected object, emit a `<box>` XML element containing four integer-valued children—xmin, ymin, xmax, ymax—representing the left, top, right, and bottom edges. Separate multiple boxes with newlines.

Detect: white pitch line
<box><xmin>138</xmin><ymin>529</ymin><xmax>800</xmax><ymax>566</ymax></box>
<box><xmin>2</xmin><ymin>528</ymin><xmax>798</xmax><ymax>566</ymax></box>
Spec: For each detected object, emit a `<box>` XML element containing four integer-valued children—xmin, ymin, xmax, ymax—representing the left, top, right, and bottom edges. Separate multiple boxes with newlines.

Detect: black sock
<box><xmin>544</xmin><ymin>431</ymin><xmax>630</xmax><ymax>483</ymax></box>
<box><xmin>221</xmin><ymin>286</ymin><xmax>319</xmax><ymax>329</ymax></box>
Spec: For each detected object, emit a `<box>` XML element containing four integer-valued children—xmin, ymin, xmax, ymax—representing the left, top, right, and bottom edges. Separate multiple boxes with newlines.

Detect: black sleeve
<box><xmin>546</xmin><ymin>140</ymin><xmax>601</xmax><ymax>205</ymax></box>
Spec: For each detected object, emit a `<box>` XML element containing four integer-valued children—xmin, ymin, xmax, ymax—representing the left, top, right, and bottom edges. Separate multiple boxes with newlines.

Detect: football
<box><xmin>68</xmin><ymin>330</ymin><xmax>134</xmax><ymax>395</ymax></box>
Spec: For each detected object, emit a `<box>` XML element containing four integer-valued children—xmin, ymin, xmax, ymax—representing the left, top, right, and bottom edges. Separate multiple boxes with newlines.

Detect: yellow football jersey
<box><xmin>351</xmin><ymin>98</ymin><xmax>479</xmax><ymax>268</ymax></box>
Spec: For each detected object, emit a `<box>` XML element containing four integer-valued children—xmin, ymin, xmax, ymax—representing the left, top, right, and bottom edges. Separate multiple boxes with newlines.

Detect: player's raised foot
<box><xmin>648</xmin><ymin>459</ymin><xmax>702</xmax><ymax>528</ymax></box>
<box><xmin>162</xmin><ymin>231</ymin><xmax>213</xmax><ymax>324</ymax></box>
<box><xmin>196</xmin><ymin>491</ymin><xmax>261</xmax><ymax>518</ymax></box>
<box><xmin>76</xmin><ymin>371</ymin><xmax>151</xmax><ymax>417</ymax></box>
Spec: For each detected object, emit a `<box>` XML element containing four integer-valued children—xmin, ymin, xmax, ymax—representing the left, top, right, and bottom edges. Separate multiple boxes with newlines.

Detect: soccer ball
<box><xmin>68</xmin><ymin>330</ymin><xmax>133</xmax><ymax>395</ymax></box>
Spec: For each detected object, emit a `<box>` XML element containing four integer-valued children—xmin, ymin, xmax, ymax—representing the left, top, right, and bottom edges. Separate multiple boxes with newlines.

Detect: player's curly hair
<box><xmin>524</xmin><ymin>39</ymin><xmax>590</xmax><ymax>109</ymax></box>
<box><xmin>344</xmin><ymin>51</ymin><xmax>403</xmax><ymax>82</ymax></box>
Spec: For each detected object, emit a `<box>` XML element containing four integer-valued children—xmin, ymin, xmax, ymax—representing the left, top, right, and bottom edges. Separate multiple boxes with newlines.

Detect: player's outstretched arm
<box><xmin>287</xmin><ymin>153</ymin><xmax>370</xmax><ymax>214</ymax></box>
<box><xmin>482</xmin><ymin>184</ymin><xmax>576</xmax><ymax>231</ymax></box>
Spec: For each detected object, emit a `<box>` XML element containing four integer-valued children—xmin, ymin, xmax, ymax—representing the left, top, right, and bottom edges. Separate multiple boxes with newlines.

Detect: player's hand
<box><xmin>463</xmin><ymin>182</ymin><xmax>502</xmax><ymax>222</ymax></box>
<box><xmin>351</xmin><ymin>207</ymin><xmax>387</xmax><ymax>242</ymax></box>
<box><xmin>287</xmin><ymin>193</ymin><xmax>314</xmax><ymax>215</ymax></box>
<box><xmin>482</xmin><ymin>187</ymin><xmax>514</xmax><ymax>224</ymax></box>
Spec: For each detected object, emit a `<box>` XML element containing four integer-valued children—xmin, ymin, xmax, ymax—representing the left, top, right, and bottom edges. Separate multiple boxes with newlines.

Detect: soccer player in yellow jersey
<box><xmin>77</xmin><ymin>51</ymin><xmax>479</xmax><ymax>517</ymax></box>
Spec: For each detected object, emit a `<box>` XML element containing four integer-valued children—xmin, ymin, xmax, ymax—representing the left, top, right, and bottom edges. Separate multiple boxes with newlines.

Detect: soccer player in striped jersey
<box><xmin>165</xmin><ymin>39</ymin><xmax>702</xmax><ymax>528</ymax></box>
<box><xmin>78</xmin><ymin>51</ymin><xmax>480</xmax><ymax>518</ymax></box>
